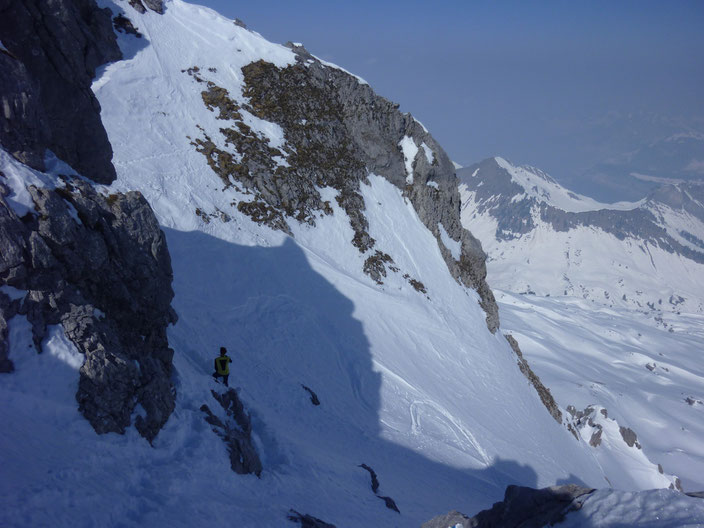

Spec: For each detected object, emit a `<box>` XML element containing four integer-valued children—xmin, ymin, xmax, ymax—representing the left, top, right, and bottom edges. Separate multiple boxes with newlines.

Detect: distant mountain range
<box><xmin>458</xmin><ymin>157</ymin><xmax>704</xmax><ymax>315</ymax></box>
<box><xmin>573</xmin><ymin>132</ymin><xmax>704</xmax><ymax>202</ymax></box>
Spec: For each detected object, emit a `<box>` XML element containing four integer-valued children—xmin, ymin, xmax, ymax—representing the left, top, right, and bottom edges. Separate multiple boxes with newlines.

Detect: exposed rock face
<box><xmin>0</xmin><ymin>287</ymin><xmax>17</xmax><ymax>373</ymax></box>
<box><xmin>0</xmin><ymin>0</ymin><xmax>121</xmax><ymax>183</ymax></box>
<box><xmin>200</xmin><ymin>388</ymin><xmax>263</xmax><ymax>476</ymax></box>
<box><xmin>1</xmin><ymin>0</ymin><xmax>177</xmax><ymax>442</ymax></box>
<box><xmin>422</xmin><ymin>484</ymin><xmax>595</xmax><ymax>528</ymax></box>
<box><xmin>505</xmin><ymin>334</ymin><xmax>562</xmax><ymax>423</ymax></box>
<box><xmin>189</xmin><ymin>51</ymin><xmax>499</xmax><ymax>331</ymax></box>
<box><xmin>128</xmin><ymin>0</ymin><xmax>164</xmax><ymax>14</ymax></box>
<box><xmin>0</xmin><ymin>178</ymin><xmax>176</xmax><ymax>441</ymax></box>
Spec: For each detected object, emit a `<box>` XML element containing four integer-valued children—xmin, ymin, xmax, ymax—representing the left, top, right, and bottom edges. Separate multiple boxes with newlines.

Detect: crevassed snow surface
<box><xmin>1</xmin><ymin>1</ymin><xmax>697</xmax><ymax>526</ymax></box>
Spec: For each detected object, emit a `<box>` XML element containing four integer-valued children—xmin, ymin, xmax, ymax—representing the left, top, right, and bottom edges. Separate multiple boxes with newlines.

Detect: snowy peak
<box><xmin>464</xmin><ymin>157</ymin><xmax>640</xmax><ymax>214</ymax></box>
<box><xmin>459</xmin><ymin>156</ymin><xmax>704</xmax><ymax>314</ymax></box>
<box><xmin>460</xmin><ymin>156</ymin><xmax>704</xmax><ymax>263</ymax></box>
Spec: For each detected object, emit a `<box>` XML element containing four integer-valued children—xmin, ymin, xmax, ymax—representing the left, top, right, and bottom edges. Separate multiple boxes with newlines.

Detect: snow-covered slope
<box><xmin>459</xmin><ymin>156</ymin><xmax>704</xmax><ymax>492</ymax></box>
<box><xmin>497</xmin><ymin>291</ymin><xmax>704</xmax><ymax>492</ymax></box>
<box><xmin>459</xmin><ymin>157</ymin><xmax>704</xmax><ymax>315</ymax></box>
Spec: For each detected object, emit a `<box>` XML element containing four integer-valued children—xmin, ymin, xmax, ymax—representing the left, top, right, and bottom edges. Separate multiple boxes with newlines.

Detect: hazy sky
<box><xmin>191</xmin><ymin>0</ymin><xmax>704</xmax><ymax>190</ymax></box>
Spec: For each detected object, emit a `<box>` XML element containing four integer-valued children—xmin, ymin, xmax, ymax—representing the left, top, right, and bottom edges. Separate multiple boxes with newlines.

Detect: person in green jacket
<box><xmin>212</xmin><ymin>346</ymin><xmax>232</xmax><ymax>387</ymax></box>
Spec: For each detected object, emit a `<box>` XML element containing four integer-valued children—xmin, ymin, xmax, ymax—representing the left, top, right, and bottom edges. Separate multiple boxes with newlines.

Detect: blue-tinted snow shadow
<box><xmin>163</xmin><ymin>228</ymin><xmax>543</xmax><ymax>523</ymax></box>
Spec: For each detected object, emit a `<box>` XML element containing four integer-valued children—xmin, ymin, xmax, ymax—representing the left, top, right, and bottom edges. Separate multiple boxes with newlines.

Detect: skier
<box><xmin>212</xmin><ymin>346</ymin><xmax>232</xmax><ymax>387</ymax></box>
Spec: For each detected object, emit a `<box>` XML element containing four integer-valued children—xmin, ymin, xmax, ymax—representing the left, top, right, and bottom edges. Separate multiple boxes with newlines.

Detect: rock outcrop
<box><xmin>505</xmin><ymin>334</ymin><xmax>562</xmax><ymax>423</ymax></box>
<box><xmin>200</xmin><ymin>388</ymin><xmax>263</xmax><ymax>476</ymax></box>
<box><xmin>358</xmin><ymin>463</ymin><xmax>400</xmax><ymax>513</ymax></box>
<box><xmin>128</xmin><ymin>0</ymin><xmax>164</xmax><ymax>14</ymax></box>
<box><xmin>422</xmin><ymin>484</ymin><xmax>595</xmax><ymax>528</ymax></box>
<box><xmin>0</xmin><ymin>178</ymin><xmax>176</xmax><ymax>441</ymax></box>
<box><xmin>1</xmin><ymin>0</ymin><xmax>177</xmax><ymax>442</ymax></box>
<box><xmin>188</xmin><ymin>48</ymin><xmax>499</xmax><ymax>331</ymax></box>
<box><xmin>0</xmin><ymin>0</ymin><xmax>121</xmax><ymax>183</ymax></box>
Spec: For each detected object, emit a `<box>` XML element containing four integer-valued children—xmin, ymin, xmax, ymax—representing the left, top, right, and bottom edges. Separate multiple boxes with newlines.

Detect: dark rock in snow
<box><xmin>619</xmin><ymin>426</ymin><xmax>641</xmax><ymax>449</ymax></box>
<box><xmin>359</xmin><ymin>463</ymin><xmax>380</xmax><ymax>493</ymax></box>
<box><xmin>0</xmin><ymin>0</ymin><xmax>177</xmax><ymax>442</ymax></box>
<box><xmin>142</xmin><ymin>0</ymin><xmax>164</xmax><ymax>13</ymax></box>
<box><xmin>301</xmin><ymin>384</ymin><xmax>320</xmax><ymax>406</ymax></box>
<box><xmin>0</xmin><ymin>180</ymin><xmax>176</xmax><ymax>441</ymax></box>
<box><xmin>128</xmin><ymin>0</ymin><xmax>163</xmax><ymax>14</ymax></box>
<box><xmin>113</xmin><ymin>14</ymin><xmax>142</xmax><ymax>38</ymax></box>
<box><xmin>0</xmin><ymin>290</ymin><xmax>18</xmax><ymax>373</ymax></box>
<box><xmin>379</xmin><ymin>495</ymin><xmax>400</xmax><ymax>513</ymax></box>
<box><xmin>200</xmin><ymin>388</ymin><xmax>262</xmax><ymax>476</ymax></box>
<box><xmin>505</xmin><ymin>334</ymin><xmax>562</xmax><ymax>423</ymax></box>
<box><xmin>359</xmin><ymin>463</ymin><xmax>400</xmax><ymax>513</ymax></box>
<box><xmin>287</xmin><ymin>510</ymin><xmax>336</xmax><ymax>528</ymax></box>
<box><xmin>422</xmin><ymin>484</ymin><xmax>595</xmax><ymax>528</ymax></box>
<box><xmin>0</xmin><ymin>0</ymin><xmax>121</xmax><ymax>183</ymax></box>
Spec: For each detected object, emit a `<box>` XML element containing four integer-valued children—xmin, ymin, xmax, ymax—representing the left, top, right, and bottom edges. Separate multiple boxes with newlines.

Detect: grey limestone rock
<box><xmin>619</xmin><ymin>426</ymin><xmax>641</xmax><ymax>449</ymax></box>
<box><xmin>0</xmin><ymin>0</ymin><xmax>176</xmax><ymax>442</ymax></box>
<box><xmin>191</xmin><ymin>52</ymin><xmax>500</xmax><ymax>332</ymax></box>
<box><xmin>0</xmin><ymin>181</ymin><xmax>176</xmax><ymax>442</ymax></box>
<box><xmin>422</xmin><ymin>484</ymin><xmax>595</xmax><ymax>528</ymax></box>
<box><xmin>0</xmin><ymin>0</ymin><xmax>121</xmax><ymax>183</ymax></box>
<box><xmin>128</xmin><ymin>0</ymin><xmax>164</xmax><ymax>14</ymax></box>
<box><xmin>200</xmin><ymin>388</ymin><xmax>263</xmax><ymax>476</ymax></box>
<box><xmin>505</xmin><ymin>334</ymin><xmax>562</xmax><ymax>423</ymax></box>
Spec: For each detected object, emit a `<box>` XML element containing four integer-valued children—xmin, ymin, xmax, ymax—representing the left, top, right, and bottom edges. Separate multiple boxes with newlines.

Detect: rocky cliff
<box><xmin>0</xmin><ymin>0</ymin><xmax>175</xmax><ymax>442</ymax></box>
<box><xmin>188</xmin><ymin>44</ymin><xmax>499</xmax><ymax>331</ymax></box>
<box><xmin>0</xmin><ymin>0</ymin><xmax>122</xmax><ymax>183</ymax></box>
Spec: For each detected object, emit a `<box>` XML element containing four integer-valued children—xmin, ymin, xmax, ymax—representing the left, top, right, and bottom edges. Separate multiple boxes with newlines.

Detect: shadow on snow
<box><xmin>162</xmin><ymin>228</ymin><xmax>568</xmax><ymax>524</ymax></box>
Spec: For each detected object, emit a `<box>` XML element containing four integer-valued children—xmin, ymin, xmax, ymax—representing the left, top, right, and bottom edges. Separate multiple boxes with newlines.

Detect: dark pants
<box><xmin>213</xmin><ymin>372</ymin><xmax>229</xmax><ymax>387</ymax></box>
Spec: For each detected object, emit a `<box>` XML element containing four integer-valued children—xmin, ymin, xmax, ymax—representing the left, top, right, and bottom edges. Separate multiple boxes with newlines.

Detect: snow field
<box><xmin>496</xmin><ymin>290</ymin><xmax>704</xmax><ymax>491</ymax></box>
